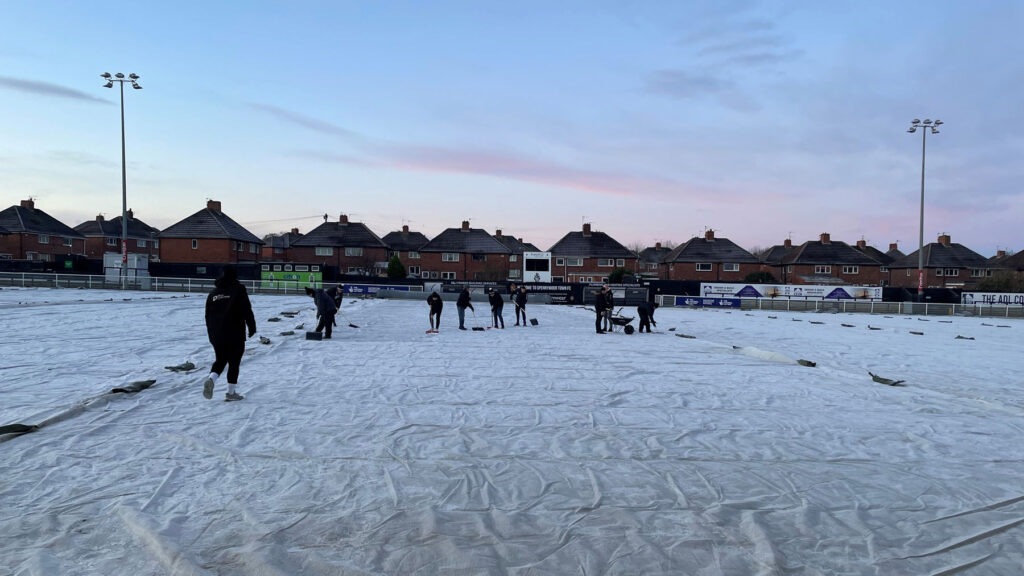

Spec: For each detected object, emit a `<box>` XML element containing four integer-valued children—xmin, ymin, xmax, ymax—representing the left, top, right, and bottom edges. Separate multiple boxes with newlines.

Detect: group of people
<box><xmin>594</xmin><ymin>284</ymin><xmax>659</xmax><ymax>334</ymax></box>
<box><xmin>304</xmin><ymin>283</ymin><xmax>345</xmax><ymax>339</ymax></box>
<box><xmin>426</xmin><ymin>284</ymin><xmax>530</xmax><ymax>332</ymax></box>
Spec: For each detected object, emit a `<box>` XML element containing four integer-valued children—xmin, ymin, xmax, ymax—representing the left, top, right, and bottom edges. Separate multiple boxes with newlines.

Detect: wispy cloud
<box><xmin>0</xmin><ymin>76</ymin><xmax>111</xmax><ymax>104</ymax></box>
<box><xmin>248</xmin><ymin>103</ymin><xmax>356</xmax><ymax>137</ymax></box>
<box><xmin>644</xmin><ymin>69</ymin><xmax>734</xmax><ymax>100</ymax></box>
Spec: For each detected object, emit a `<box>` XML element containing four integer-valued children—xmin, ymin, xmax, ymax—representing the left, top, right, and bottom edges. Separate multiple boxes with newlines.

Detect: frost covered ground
<box><xmin>1</xmin><ymin>286</ymin><xmax>1023</xmax><ymax>575</ymax></box>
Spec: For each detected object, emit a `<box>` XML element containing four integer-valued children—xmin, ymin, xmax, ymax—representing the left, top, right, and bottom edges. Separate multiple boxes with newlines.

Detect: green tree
<box><xmin>744</xmin><ymin>271</ymin><xmax>776</xmax><ymax>283</ymax></box>
<box><xmin>607</xmin><ymin>267</ymin><xmax>631</xmax><ymax>283</ymax></box>
<box><xmin>386</xmin><ymin>254</ymin><xmax>406</xmax><ymax>279</ymax></box>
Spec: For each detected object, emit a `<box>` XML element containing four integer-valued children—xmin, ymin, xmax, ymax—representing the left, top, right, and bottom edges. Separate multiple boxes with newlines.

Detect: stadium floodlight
<box><xmin>907</xmin><ymin>118</ymin><xmax>944</xmax><ymax>302</ymax></box>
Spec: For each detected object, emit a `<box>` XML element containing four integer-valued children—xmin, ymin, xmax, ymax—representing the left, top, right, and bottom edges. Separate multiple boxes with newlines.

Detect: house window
<box><xmin>509</xmin><ymin>269</ymin><xmax>521</xmax><ymax>278</ymax></box>
<box><xmin>616</xmin><ymin>259</ymin><xmax>625</xmax><ymax>267</ymax></box>
<box><xmin>261</xmin><ymin>265</ymin><xmax>270</xmax><ymax>271</ymax></box>
<box><xmin>552</xmin><ymin>276</ymin><xmax>564</xmax><ymax>283</ymax></box>
<box><xmin>154</xmin><ymin>240</ymin><xmax>159</xmax><ymax>249</ymax></box>
<box><xmin>936</xmin><ymin>269</ymin><xmax>944</xmax><ymax>276</ymax></box>
<box><xmin>510</xmin><ymin>255</ymin><xmax>518</xmax><ymax>262</ymax></box>
<box><xmin>441</xmin><ymin>271</ymin><xmax>456</xmax><ymax>280</ymax></box>
<box><xmin>284</xmin><ymin>265</ymin><xmax>293</xmax><ymax>271</ymax></box>
<box><xmin>696</xmin><ymin>263</ymin><xmax>713</xmax><ymax>272</ymax></box>
<box><xmin>273</xmin><ymin>265</ymin><xmax>282</xmax><ymax>271</ymax></box>
<box><xmin>786</xmin><ymin>265</ymin><xmax>793</xmax><ymax>273</ymax></box>
<box><xmin>107</xmin><ymin>237</ymin><xmax>117</xmax><ymax>246</ymax></box>
<box><xmin>63</xmin><ymin>237</ymin><xmax>73</xmax><ymax>247</ymax></box>
<box><xmin>192</xmin><ymin>239</ymin><xmax>198</xmax><ymax>250</ymax></box>
<box><xmin>345</xmin><ymin>247</ymin><xmax>363</xmax><ymax>257</ymax></box>
<box><xmin>442</xmin><ymin>253</ymin><xmax>459</xmax><ymax>262</ymax></box>
<box><xmin>408</xmin><ymin>265</ymin><xmax>420</xmax><ymax>275</ymax></box>
<box><xmin>842</xmin><ymin>266</ymin><xmax>859</xmax><ymax>274</ymax></box>
<box><xmin>430</xmin><ymin>271</ymin><xmax>439</xmax><ymax>279</ymax></box>
<box><xmin>408</xmin><ymin>251</ymin><xmax>420</xmax><ymax>259</ymax></box>
<box><xmin>295</xmin><ymin>265</ymin><xmax>310</xmax><ymax>272</ymax></box>
<box><xmin>274</xmin><ymin>248</ymin><xmax>284</xmax><ymax>254</ymax></box>
<box><xmin>137</xmin><ymin>239</ymin><xmax>147</xmax><ymax>248</ymax></box>
<box><xmin>597</xmin><ymin>258</ymin><xmax>614</xmax><ymax>267</ymax></box>
<box><xmin>971</xmin><ymin>269</ymin><xmax>991</xmax><ymax>277</ymax></box>
<box><xmin>723</xmin><ymin>263</ymin><xmax>739</xmax><ymax>272</ymax></box>
<box><xmin>315</xmin><ymin>247</ymin><xmax>333</xmax><ymax>256</ymax></box>
<box><xmin>555</xmin><ymin>258</ymin><xmax>565</xmax><ymax>266</ymax></box>
<box><xmin>880</xmin><ymin>266</ymin><xmax>888</xmax><ymax>272</ymax></box>
<box><xmin>347</xmin><ymin>267</ymin><xmax>360</xmax><ymax>273</ymax></box>
<box><xmin>250</xmin><ymin>244</ymin><xmax>257</xmax><ymax>253</ymax></box>
<box><xmin>38</xmin><ymin>234</ymin><xmax>49</xmax><ymax>244</ymax></box>
<box><xmin>814</xmin><ymin>265</ymin><xmax>832</xmax><ymax>274</ymax></box>
<box><xmin>566</xmin><ymin>258</ymin><xmax>583</xmax><ymax>267</ymax></box>
<box><xmin>472</xmin><ymin>253</ymin><xmax>486</xmax><ymax>262</ymax></box>
<box><xmin>421</xmin><ymin>271</ymin><xmax>430</xmax><ymax>279</ymax></box>
<box><xmin>196</xmin><ymin>266</ymin><xmax>207</xmax><ymax>274</ymax></box>
<box><xmin>944</xmin><ymin>268</ymin><xmax>959</xmax><ymax>277</ymax></box>
<box><xmin>906</xmin><ymin>269</ymin><xmax>912</xmax><ymax>276</ymax></box>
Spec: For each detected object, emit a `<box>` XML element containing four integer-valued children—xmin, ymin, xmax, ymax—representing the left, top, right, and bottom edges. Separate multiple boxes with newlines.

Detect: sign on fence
<box><xmin>700</xmin><ymin>283</ymin><xmax>882</xmax><ymax>301</ymax></box>
<box><xmin>675</xmin><ymin>296</ymin><xmax>741</xmax><ymax>308</ymax></box>
<box><xmin>961</xmin><ymin>292</ymin><xmax>1024</xmax><ymax>307</ymax></box>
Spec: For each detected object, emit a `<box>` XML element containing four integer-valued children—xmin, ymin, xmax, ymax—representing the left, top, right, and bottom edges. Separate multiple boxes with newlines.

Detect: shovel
<box><xmin>470</xmin><ymin>310</ymin><xmax>486</xmax><ymax>331</ymax></box>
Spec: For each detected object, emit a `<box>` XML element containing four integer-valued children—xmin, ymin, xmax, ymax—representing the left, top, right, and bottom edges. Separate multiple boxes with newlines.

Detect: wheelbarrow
<box><xmin>610</xmin><ymin>315</ymin><xmax>635</xmax><ymax>334</ymax></box>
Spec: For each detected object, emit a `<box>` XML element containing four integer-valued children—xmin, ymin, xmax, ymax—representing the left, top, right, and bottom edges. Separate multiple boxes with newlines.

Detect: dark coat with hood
<box><xmin>514</xmin><ymin>289</ymin><xmax>527</xmax><ymax>308</ymax></box>
<box><xmin>206</xmin><ymin>266</ymin><xmax>256</xmax><ymax>348</ymax></box>
<box><xmin>457</xmin><ymin>289</ymin><xmax>474</xmax><ymax>310</ymax></box>
<box><xmin>326</xmin><ymin>285</ymin><xmax>344</xmax><ymax>308</ymax></box>
<box><xmin>427</xmin><ymin>292</ymin><xmax>443</xmax><ymax>313</ymax></box>
<box><xmin>309</xmin><ymin>288</ymin><xmax>337</xmax><ymax>318</ymax></box>
<box><xmin>488</xmin><ymin>291</ymin><xmax>504</xmax><ymax>309</ymax></box>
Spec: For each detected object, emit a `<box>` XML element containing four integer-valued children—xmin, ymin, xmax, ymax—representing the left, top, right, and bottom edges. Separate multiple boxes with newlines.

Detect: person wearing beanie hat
<box><xmin>203</xmin><ymin>265</ymin><xmax>256</xmax><ymax>401</ymax></box>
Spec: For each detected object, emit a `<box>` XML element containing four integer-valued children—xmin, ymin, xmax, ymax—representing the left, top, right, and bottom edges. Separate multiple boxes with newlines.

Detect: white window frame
<box><xmin>509</xmin><ymin>269</ymin><xmax>521</xmax><ymax>278</ymax></box>
<box><xmin>63</xmin><ymin>237</ymin><xmax>73</xmax><ymax>247</ymax></box>
<box><xmin>786</xmin><ymin>265</ymin><xmax>793</xmax><ymax>273</ymax></box>
<box><xmin>106</xmin><ymin>237</ymin><xmax>117</xmax><ymax>246</ymax></box>
<box><xmin>814</xmin><ymin>265</ymin><xmax>832</xmax><ymax>274</ymax></box>
<box><xmin>284</xmin><ymin>265</ymin><xmax>293</xmax><ymax>271</ymax></box>
<box><xmin>597</xmin><ymin>258</ymin><xmax>614</xmax><ymax>267</ymax></box>
<box><xmin>38</xmin><ymin>234</ymin><xmax>49</xmax><ymax>244</ymax></box>
<box><xmin>555</xmin><ymin>258</ymin><xmax>565</xmax><ymax>266</ymax></box>
<box><xmin>566</xmin><ymin>257</ymin><xmax>583</xmax><ymax>267</ymax></box>
<box><xmin>944</xmin><ymin>268</ymin><xmax>959</xmax><ymax>277</ymax></box>
<box><xmin>137</xmin><ymin>239</ymin><xmax>147</xmax><ymax>248</ymax></box>
<box><xmin>880</xmin><ymin>266</ymin><xmax>888</xmax><ymax>273</ymax></box>
<box><xmin>315</xmin><ymin>247</ymin><xmax>333</xmax><ymax>256</ymax></box>
<box><xmin>442</xmin><ymin>252</ymin><xmax>459</xmax><ymax>262</ymax></box>
<box><xmin>154</xmin><ymin>239</ymin><xmax>159</xmax><ymax>249</ymax></box>
<box><xmin>552</xmin><ymin>276</ymin><xmax>564</xmax><ymax>283</ymax></box>
<box><xmin>191</xmin><ymin>239</ymin><xmax>198</xmax><ymax>250</ymax></box>
<box><xmin>421</xmin><ymin>271</ymin><xmax>430</xmax><ymax>279</ymax></box>
<box><xmin>347</xmin><ymin>267</ymin><xmax>360</xmax><ymax>273</ymax></box>
<box><xmin>936</xmin><ymin>269</ymin><xmax>944</xmax><ymax>277</ymax></box>
<box><xmin>842</xmin><ymin>266</ymin><xmax>859</xmax><ymax>274</ymax></box>
<box><xmin>441</xmin><ymin>271</ymin><xmax>456</xmax><ymax>280</ymax></box>
<box><xmin>250</xmin><ymin>244</ymin><xmax>257</xmax><ymax>254</ymax></box>
<box><xmin>408</xmin><ymin>265</ymin><xmax>420</xmax><ymax>275</ymax></box>
<box><xmin>295</xmin><ymin>265</ymin><xmax>310</xmax><ymax>272</ymax></box>
<box><xmin>408</xmin><ymin>251</ymin><xmax>420</xmax><ymax>259</ymax></box>
<box><xmin>345</xmin><ymin>247</ymin><xmax>363</xmax><ymax>257</ymax></box>
<box><xmin>510</xmin><ymin>255</ymin><xmax>518</xmax><ymax>262</ymax></box>
<box><xmin>616</xmin><ymin>259</ymin><xmax>625</xmax><ymax>267</ymax></box>
<box><xmin>723</xmin><ymin>263</ymin><xmax>739</xmax><ymax>272</ymax></box>
<box><xmin>696</xmin><ymin>263</ymin><xmax>712</xmax><ymax>272</ymax></box>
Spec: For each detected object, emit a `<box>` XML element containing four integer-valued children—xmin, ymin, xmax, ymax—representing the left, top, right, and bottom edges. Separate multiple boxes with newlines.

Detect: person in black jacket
<box><xmin>203</xmin><ymin>265</ymin><xmax>256</xmax><ymax>401</ymax></box>
<box><xmin>594</xmin><ymin>285</ymin><xmax>607</xmax><ymax>333</ymax></box>
<box><xmin>637</xmin><ymin>301</ymin><xmax>659</xmax><ymax>333</ymax></box>
<box><xmin>513</xmin><ymin>286</ymin><xmax>528</xmax><ymax>326</ymax></box>
<box><xmin>326</xmin><ymin>283</ymin><xmax>344</xmax><ymax>309</ymax></box>
<box><xmin>488</xmin><ymin>288</ymin><xmax>505</xmax><ymax>328</ymax></box>
<box><xmin>602</xmin><ymin>284</ymin><xmax>615</xmax><ymax>332</ymax></box>
<box><xmin>306</xmin><ymin>286</ymin><xmax>337</xmax><ymax>339</ymax></box>
<box><xmin>456</xmin><ymin>287</ymin><xmax>474</xmax><ymax>330</ymax></box>
<box><xmin>427</xmin><ymin>291</ymin><xmax>443</xmax><ymax>333</ymax></box>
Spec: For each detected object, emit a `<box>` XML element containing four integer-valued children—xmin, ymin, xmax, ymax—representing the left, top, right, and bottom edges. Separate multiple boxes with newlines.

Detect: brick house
<box><xmin>637</xmin><ymin>243</ymin><xmax>672</xmax><ymax>280</ymax></box>
<box><xmin>493</xmin><ymin>230</ymin><xmax>538</xmax><ymax>282</ymax></box>
<box><xmin>158</xmin><ymin>200</ymin><xmax>263</xmax><ymax>264</ymax></box>
<box><xmin>289</xmin><ymin>214</ymin><xmax>390</xmax><ymax>276</ymax></box>
<box><xmin>381</xmin><ymin>225</ymin><xmax>431</xmax><ymax>278</ymax></box>
<box><xmin>852</xmin><ymin>240</ymin><xmax>903</xmax><ymax>286</ymax></box>
<box><xmin>0</xmin><ymin>199</ymin><xmax>86</xmax><ymax>261</ymax></box>
<box><xmin>663</xmin><ymin>230</ymin><xmax>761</xmax><ymax>282</ymax></box>
<box><xmin>887</xmin><ymin>234</ymin><xmax>993</xmax><ymax>289</ymax></box>
<box><xmin>548</xmin><ymin>223</ymin><xmax>635</xmax><ymax>283</ymax></box>
<box><xmin>261</xmin><ymin>228</ymin><xmax>304</xmax><ymax>260</ymax></box>
<box><xmin>73</xmin><ymin>210</ymin><xmax>161</xmax><ymax>260</ymax></box>
<box><xmin>776</xmin><ymin>233</ymin><xmax>884</xmax><ymax>285</ymax></box>
<box><xmin>417</xmin><ymin>221</ymin><xmax>512</xmax><ymax>281</ymax></box>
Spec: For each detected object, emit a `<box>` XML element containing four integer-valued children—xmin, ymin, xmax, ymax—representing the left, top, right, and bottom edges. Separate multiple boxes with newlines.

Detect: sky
<box><xmin>2</xmin><ymin>286</ymin><xmax>1023</xmax><ymax>573</ymax></box>
<box><xmin>1</xmin><ymin>1</ymin><xmax>1022</xmax><ymax>255</ymax></box>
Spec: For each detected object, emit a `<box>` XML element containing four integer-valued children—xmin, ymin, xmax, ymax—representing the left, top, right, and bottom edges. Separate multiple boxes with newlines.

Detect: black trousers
<box><xmin>515</xmin><ymin>305</ymin><xmax>526</xmax><ymax>324</ymax></box>
<box><xmin>638</xmin><ymin>311</ymin><xmax>652</xmax><ymax>332</ymax></box>
<box><xmin>211</xmin><ymin>342</ymin><xmax>245</xmax><ymax>384</ymax></box>
<box><xmin>595</xmin><ymin>310</ymin><xmax>604</xmax><ymax>332</ymax></box>
<box><xmin>430</xmin><ymin>311</ymin><xmax>442</xmax><ymax>329</ymax></box>
<box><xmin>316</xmin><ymin>312</ymin><xmax>334</xmax><ymax>338</ymax></box>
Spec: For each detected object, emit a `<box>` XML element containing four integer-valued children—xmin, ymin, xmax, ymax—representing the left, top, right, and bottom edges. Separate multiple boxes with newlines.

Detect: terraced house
<box><xmin>290</xmin><ymin>214</ymin><xmax>390</xmax><ymax>275</ymax></box>
<box><xmin>158</xmin><ymin>200</ymin><xmax>263</xmax><ymax>264</ymax></box>
<box><xmin>887</xmin><ymin>234</ymin><xmax>994</xmax><ymax>290</ymax></box>
<box><xmin>663</xmin><ymin>230</ymin><xmax>760</xmax><ymax>282</ymax></box>
<box><xmin>74</xmin><ymin>210</ymin><xmax>161</xmax><ymax>260</ymax></box>
<box><xmin>548</xmin><ymin>223</ymin><xmax>635</xmax><ymax>283</ymax></box>
<box><xmin>381</xmin><ymin>225</ymin><xmax>430</xmax><ymax>278</ymax></box>
<box><xmin>0</xmin><ymin>199</ymin><xmax>85</xmax><ymax>261</ymax></box>
<box><xmin>416</xmin><ymin>221</ymin><xmax>512</xmax><ymax>281</ymax></box>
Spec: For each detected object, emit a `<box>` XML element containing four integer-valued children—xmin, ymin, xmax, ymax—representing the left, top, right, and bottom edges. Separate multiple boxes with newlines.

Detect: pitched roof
<box><xmin>548</xmin><ymin>228</ymin><xmax>634</xmax><ymax>259</ymax></box>
<box><xmin>291</xmin><ymin>220</ymin><xmax>388</xmax><ymax>249</ymax></box>
<box><xmin>760</xmin><ymin>243</ymin><xmax>795</xmax><ymax>265</ymax></box>
<box><xmin>382</xmin><ymin>229</ymin><xmax>430</xmax><ymax>252</ymax></box>
<box><xmin>420</xmin><ymin>227</ymin><xmax>512</xmax><ymax>253</ymax></box>
<box><xmin>638</xmin><ymin>245</ymin><xmax>672</xmax><ymax>264</ymax></box>
<box><xmin>993</xmin><ymin>251</ymin><xmax>1024</xmax><ymax>271</ymax></box>
<box><xmin>263</xmin><ymin>230</ymin><xmax>304</xmax><ymax>249</ymax></box>
<box><xmin>158</xmin><ymin>204</ymin><xmax>262</xmax><ymax>243</ymax></box>
<box><xmin>665</xmin><ymin>235</ymin><xmax>758</xmax><ymax>263</ymax></box>
<box><xmin>886</xmin><ymin>246</ymin><xmax>906</xmax><ymax>260</ymax></box>
<box><xmin>0</xmin><ymin>202</ymin><xmax>84</xmax><ymax>238</ymax></box>
<box><xmin>889</xmin><ymin>241</ymin><xmax>991</xmax><ymax>269</ymax></box>
<box><xmin>782</xmin><ymin>239</ymin><xmax>881</xmax><ymax>266</ymax></box>
<box><xmin>852</xmin><ymin>243</ymin><xmax>896</xmax><ymax>265</ymax></box>
<box><xmin>74</xmin><ymin>214</ymin><xmax>160</xmax><ymax>240</ymax></box>
<box><xmin>493</xmin><ymin>233</ymin><xmax>534</xmax><ymax>255</ymax></box>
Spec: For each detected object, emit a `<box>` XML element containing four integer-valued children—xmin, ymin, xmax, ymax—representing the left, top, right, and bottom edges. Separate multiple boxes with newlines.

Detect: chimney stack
<box><xmin>705</xmin><ymin>229</ymin><xmax>715</xmax><ymax>241</ymax></box>
<box><xmin>126</xmin><ymin>209</ymin><xmax>134</xmax><ymax>220</ymax></box>
<box><xmin>784</xmin><ymin>238</ymin><xmax>792</xmax><ymax>248</ymax></box>
<box><xmin>207</xmin><ymin>199</ymin><xmax>221</xmax><ymax>212</ymax></box>
<box><xmin>655</xmin><ymin>242</ymin><xmax>661</xmax><ymax>249</ymax></box>
<box><xmin>820</xmin><ymin>233</ymin><xmax>831</xmax><ymax>244</ymax></box>
<box><xmin>889</xmin><ymin>242</ymin><xmax>898</xmax><ymax>252</ymax></box>
<box><xmin>582</xmin><ymin>223</ymin><xmax>592</xmax><ymax>236</ymax></box>
<box><xmin>495</xmin><ymin>229</ymin><xmax>502</xmax><ymax>238</ymax></box>
<box><xmin>856</xmin><ymin>239</ymin><xmax>866</xmax><ymax>249</ymax></box>
<box><xmin>21</xmin><ymin>199</ymin><xmax>35</xmax><ymax>209</ymax></box>
<box><xmin>461</xmin><ymin>220</ymin><xmax>470</xmax><ymax>231</ymax></box>
<box><xmin>291</xmin><ymin>228</ymin><xmax>299</xmax><ymax>235</ymax></box>
<box><xmin>938</xmin><ymin>234</ymin><xmax>951</xmax><ymax>246</ymax></box>
<box><xmin>402</xmin><ymin>225</ymin><xmax>409</xmax><ymax>233</ymax></box>
<box><xmin>339</xmin><ymin>214</ymin><xmax>348</xmax><ymax>224</ymax></box>
<box><xmin>997</xmin><ymin>250</ymin><xmax>1007</xmax><ymax>258</ymax></box>
<box><xmin>96</xmin><ymin>214</ymin><xmax>105</xmax><ymax>222</ymax></box>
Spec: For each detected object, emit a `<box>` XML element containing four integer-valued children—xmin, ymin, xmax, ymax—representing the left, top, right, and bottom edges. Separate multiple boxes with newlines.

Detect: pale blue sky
<box><xmin>1</xmin><ymin>1</ymin><xmax>1021</xmax><ymax>255</ymax></box>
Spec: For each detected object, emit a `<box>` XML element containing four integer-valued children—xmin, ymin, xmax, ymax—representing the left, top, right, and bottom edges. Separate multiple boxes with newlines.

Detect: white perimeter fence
<box><xmin>656</xmin><ymin>293</ymin><xmax>1024</xmax><ymax>318</ymax></box>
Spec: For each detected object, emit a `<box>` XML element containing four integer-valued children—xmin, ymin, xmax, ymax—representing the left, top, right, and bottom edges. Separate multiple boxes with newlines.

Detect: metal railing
<box><xmin>0</xmin><ymin>272</ymin><xmax>315</xmax><ymax>296</ymax></box>
<box><xmin>656</xmin><ymin>294</ymin><xmax>1023</xmax><ymax>318</ymax></box>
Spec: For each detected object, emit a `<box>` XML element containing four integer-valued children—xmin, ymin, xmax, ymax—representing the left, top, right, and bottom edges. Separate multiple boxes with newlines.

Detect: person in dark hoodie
<box><xmin>427</xmin><ymin>291</ymin><xmax>443</xmax><ymax>333</ymax></box>
<box><xmin>306</xmin><ymin>286</ymin><xmax>337</xmax><ymax>339</ymax></box>
<box><xmin>513</xmin><ymin>286</ymin><xmax>528</xmax><ymax>326</ymax></box>
<box><xmin>602</xmin><ymin>284</ymin><xmax>615</xmax><ymax>332</ymax></box>
<box><xmin>203</xmin><ymin>265</ymin><xmax>256</xmax><ymax>401</ymax></box>
<box><xmin>326</xmin><ymin>283</ymin><xmax>344</xmax><ymax>309</ymax></box>
<box><xmin>456</xmin><ymin>287</ymin><xmax>474</xmax><ymax>330</ymax></box>
<box><xmin>594</xmin><ymin>285</ymin><xmax>607</xmax><ymax>333</ymax></box>
<box><xmin>488</xmin><ymin>288</ymin><xmax>505</xmax><ymax>328</ymax></box>
<box><xmin>637</xmin><ymin>301</ymin><xmax>659</xmax><ymax>333</ymax></box>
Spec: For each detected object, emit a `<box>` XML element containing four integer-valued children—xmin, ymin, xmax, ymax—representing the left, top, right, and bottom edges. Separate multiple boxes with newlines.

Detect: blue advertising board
<box><xmin>675</xmin><ymin>296</ymin><xmax>741</xmax><ymax>308</ymax></box>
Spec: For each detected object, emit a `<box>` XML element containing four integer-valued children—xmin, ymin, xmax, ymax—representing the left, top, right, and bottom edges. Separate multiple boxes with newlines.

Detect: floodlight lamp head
<box><xmin>131</xmin><ymin>83</ymin><xmax>142</xmax><ymax>89</ymax></box>
<box><xmin>912</xmin><ymin>119</ymin><xmax>921</xmax><ymax>124</ymax></box>
<box><xmin>933</xmin><ymin>119</ymin><xmax>943</xmax><ymax>126</ymax></box>
<box><xmin>128</xmin><ymin>73</ymin><xmax>139</xmax><ymax>79</ymax></box>
<box><xmin>115</xmin><ymin>72</ymin><xmax>124</xmax><ymax>79</ymax></box>
<box><xmin>931</xmin><ymin>128</ymin><xmax>939</xmax><ymax>134</ymax></box>
<box><xmin>101</xmin><ymin>72</ymin><xmax>111</xmax><ymax>79</ymax></box>
<box><xmin>923</xmin><ymin>119</ymin><xmax>932</xmax><ymax>125</ymax></box>
<box><xmin>103</xmin><ymin>81</ymin><xmax>114</xmax><ymax>88</ymax></box>
<box><xmin>907</xmin><ymin>127</ymin><xmax>916</xmax><ymax>133</ymax></box>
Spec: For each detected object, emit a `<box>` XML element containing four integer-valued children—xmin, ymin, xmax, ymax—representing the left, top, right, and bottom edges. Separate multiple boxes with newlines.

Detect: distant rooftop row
<box><xmin>2</xmin><ymin>198</ymin><xmax>1021</xmax><ymax>289</ymax></box>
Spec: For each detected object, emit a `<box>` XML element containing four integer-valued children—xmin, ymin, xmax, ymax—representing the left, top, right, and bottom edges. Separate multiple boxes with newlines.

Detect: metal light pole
<box><xmin>101</xmin><ymin>72</ymin><xmax>142</xmax><ymax>289</ymax></box>
<box><xmin>907</xmin><ymin>118</ymin><xmax>942</xmax><ymax>301</ymax></box>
